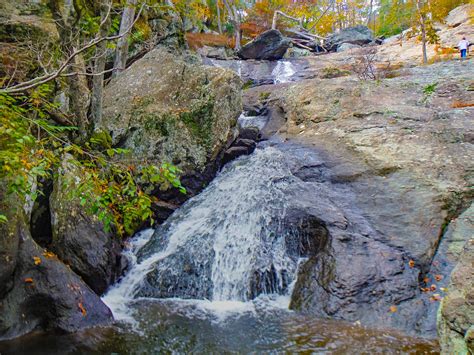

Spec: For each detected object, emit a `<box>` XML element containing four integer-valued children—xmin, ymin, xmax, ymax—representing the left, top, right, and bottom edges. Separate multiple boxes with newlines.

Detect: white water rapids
<box><xmin>103</xmin><ymin>145</ymin><xmax>308</xmax><ymax>323</ymax></box>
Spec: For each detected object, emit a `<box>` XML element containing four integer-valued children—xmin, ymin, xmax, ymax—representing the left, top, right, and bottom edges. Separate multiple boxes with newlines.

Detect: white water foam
<box><xmin>103</xmin><ymin>147</ymin><xmax>304</xmax><ymax>325</ymax></box>
<box><xmin>272</xmin><ymin>61</ymin><xmax>296</xmax><ymax>84</ymax></box>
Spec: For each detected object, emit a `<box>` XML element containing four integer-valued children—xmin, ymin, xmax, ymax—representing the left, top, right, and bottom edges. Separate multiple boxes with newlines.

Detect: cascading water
<box><xmin>202</xmin><ymin>58</ymin><xmax>297</xmax><ymax>86</ymax></box>
<box><xmin>103</xmin><ymin>144</ymin><xmax>310</xmax><ymax>321</ymax></box>
<box><xmin>272</xmin><ymin>60</ymin><xmax>296</xmax><ymax>84</ymax></box>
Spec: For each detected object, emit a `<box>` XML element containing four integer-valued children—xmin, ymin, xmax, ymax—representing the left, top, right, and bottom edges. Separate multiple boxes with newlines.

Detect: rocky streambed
<box><xmin>1</xmin><ymin>44</ymin><xmax>472</xmax><ymax>353</ymax></box>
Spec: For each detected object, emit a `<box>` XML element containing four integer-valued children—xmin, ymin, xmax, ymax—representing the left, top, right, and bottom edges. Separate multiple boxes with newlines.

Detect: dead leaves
<box><xmin>408</xmin><ymin>260</ymin><xmax>415</xmax><ymax>268</ymax></box>
<box><xmin>24</xmin><ymin>278</ymin><xmax>33</xmax><ymax>284</ymax></box>
<box><xmin>78</xmin><ymin>302</ymin><xmax>87</xmax><ymax>316</ymax></box>
<box><xmin>43</xmin><ymin>250</ymin><xmax>56</xmax><ymax>259</ymax></box>
<box><xmin>389</xmin><ymin>305</ymin><xmax>398</xmax><ymax>313</ymax></box>
<box><xmin>33</xmin><ymin>256</ymin><xmax>41</xmax><ymax>265</ymax></box>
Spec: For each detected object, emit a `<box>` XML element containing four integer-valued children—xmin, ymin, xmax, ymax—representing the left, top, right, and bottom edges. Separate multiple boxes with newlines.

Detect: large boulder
<box><xmin>0</xmin><ymin>184</ymin><xmax>112</xmax><ymax>340</ymax></box>
<box><xmin>336</xmin><ymin>42</ymin><xmax>362</xmax><ymax>52</ymax></box>
<box><xmin>252</xmin><ymin>60</ymin><xmax>473</xmax><ymax>336</ymax></box>
<box><xmin>0</xmin><ymin>1</ymin><xmax>58</xmax><ymax>84</ymax></box>
<box><xmin>445</xmin><ymin>3</ymin><xmax>474</xmax><ymax>27</ymax></box>
<box><xmin>49</xmin><ymin>155</ymin><xmax>126</xmax><ymax>295</ymax></box>
<box><xmin>325</xmin><ymin>25</ymin><xmax>374</xmax><ymax>52</ymax></box>
<box><xmin>437</xmin><ymin>205</ymin><xmax>474</xmax><ymax>354</ymax></box>
<box><xmin>100</xmin><ymin>47</ymin><xmax>242</xmax><ymax>199</ymax></box>
<box><xmin>238</xmin><ymin>30</ymin><xmax>290</xmax><ymax>60</ymax></box>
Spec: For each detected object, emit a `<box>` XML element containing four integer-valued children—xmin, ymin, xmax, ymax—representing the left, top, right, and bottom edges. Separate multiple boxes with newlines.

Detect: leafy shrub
<box><xmin>0</xmin><ymin>88</ymin><xmax>185</xmax><ymax>236</ymax></box>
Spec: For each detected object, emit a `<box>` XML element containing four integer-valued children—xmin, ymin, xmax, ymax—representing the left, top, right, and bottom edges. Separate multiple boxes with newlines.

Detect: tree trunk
<box><xmin>416</xmin><ymin>0</ymin><xmax>428</xmax><ymax>64</ymax></box>
<box><xmin>234</xmin><ymin>21</ymin><xmax>241</xmax><ymax>50</ymax></box>
<box><xmin>66</xmin><ymin>55</ymin><xmax>90</xmax><ymax>137</ymax></box>
<box><xmin>91</xmin><ymin>1</ymin><xmax>111</xmax><ymax>128</ymax></box>
<box><xmin>216</xmin><ymin>0</ymin><xmax>222</xmax><ymax>34</ymax></box>
<box><xmin>48</xmin><ymin>0</ymin><xmax>90</xmax><ymax>138</ymax></box>
<box><xmin>222</xmin><ymin>1</ymin><xmax>241</xmax><ymax>50</ymax></box>
<box><xmin>420</xmin><ymin>22</ymin><xmax>428</xmax><ymax>64</ymax></box>
<box><xmin>112</xmin><ymin>0</ymin><xmax>137</xmax><ymax>77</ymax></box>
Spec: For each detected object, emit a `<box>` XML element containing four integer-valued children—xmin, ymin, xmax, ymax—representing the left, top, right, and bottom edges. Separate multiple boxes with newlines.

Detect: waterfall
<box><xmin>272</xmin><ymin>61</ymin><xmax>296</xmax><ymax>84</ymax></box>
<box><xmin>103</xmin><ymin>146</ymin><xmax>309</xmax><ymax>320</ymax></box>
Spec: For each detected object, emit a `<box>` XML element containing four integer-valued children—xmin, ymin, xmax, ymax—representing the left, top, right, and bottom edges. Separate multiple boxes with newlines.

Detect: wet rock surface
<box><xmin>0</xmin><ymin>185</ymin><xmax>112</xmax><ymax>340</ymax></box>
<box><xmin>239</xmin><ymin>60</ymin><xmax>473</xmax><ymax>336</ymax></box>
<box><xmin>238</xmin><ymin>30</ymin><xmax>290</xmax><ymax>60</ymax></box>
<box><xmin>50</xmin><ymin>155</ymin><xmax>126</xmax><ymax>295</ymax></box>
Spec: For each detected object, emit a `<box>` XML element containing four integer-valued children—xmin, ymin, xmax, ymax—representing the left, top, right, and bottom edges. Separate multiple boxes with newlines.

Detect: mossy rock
<box><xmin>100</xmin><ymin>47</ymin><xmax>242</xmax><ymax>175</ymax></box>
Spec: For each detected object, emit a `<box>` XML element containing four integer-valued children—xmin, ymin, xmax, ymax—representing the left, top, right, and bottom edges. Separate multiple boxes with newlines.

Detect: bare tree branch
<box><xmin>0</xmin><ymin>3</ymin><xmax>145</xmax><ymax>94</ymax></box>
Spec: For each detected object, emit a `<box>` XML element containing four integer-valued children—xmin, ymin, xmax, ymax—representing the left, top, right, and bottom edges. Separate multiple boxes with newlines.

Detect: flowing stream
<box><xmin>103</xmin><ymin>145</ymin><xmax>302</xmax><ymax>319</ymax></box>
<box><xmin>0</xmin><ymin>60</ymin><xmax>440</xmax><ymax>353</ymax></box>
<box><xmin>0</xmin><ymin>139</ymin><xmax>439</xmax><ymax>353</ymax></box>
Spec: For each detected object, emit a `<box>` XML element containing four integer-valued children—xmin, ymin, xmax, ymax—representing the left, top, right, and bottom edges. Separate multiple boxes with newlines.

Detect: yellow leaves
<box><xmin>33</xmin><ymin>256</ymin><xmax>41</xmax><ymax>265</ymax></box>
<box><xmin>389</xmin><ymin>305</ymin><xmax>398</xmax><ymax>313</ymax></box>
<box><xmin>43</xmin><ymin>250</ymin><xmax>56</xmax><ymax>259</ymax></box>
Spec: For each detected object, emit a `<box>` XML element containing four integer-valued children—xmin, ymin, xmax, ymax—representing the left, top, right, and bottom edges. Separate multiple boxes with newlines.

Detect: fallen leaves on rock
<box><xmin>33</xmin><ymin>256</ymin><xmax>41</xmax><ymax>265</ymax></box>
<box><xmin>408</xmin><ymin>260</ymin><xmax>415</xmax><ymax>268</ymax></box>
<box><xmin>389</xmin><ymin>305</ymin><xmax>398</xmax><ymax>313</ymax></box>
<box><xmin>78</xmin><ymin>302</ymin><xmax>87</xmax><ymax>316</ymax></box>
<box><xmin>43</xmin><ymin>251</ymin><xmax>56</xmax><ymax>259</ymax></box>
<box><xmin>24</xmin><ymin>278</ymin><xmax>33</xmax><ymax>283</ymax></box>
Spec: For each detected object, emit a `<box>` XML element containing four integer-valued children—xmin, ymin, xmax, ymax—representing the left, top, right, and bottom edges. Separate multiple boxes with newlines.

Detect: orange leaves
<box><xmin>24</xmin><ymin>278</ymin><xmax>33</xmax><ymax>283</ymax></box>
<box><xmin>185</xmin><ymin>33</ymin><xmax>235</xmax><ymax>50</ymax></box>
<box><xmin>78</xmin><ymin>302</ymin><xmax>87</xmax><ymax>316</ymax></box>
<box><xmin>43</xmin><ymin>250</ymin><xmax>56</xmax><ymax>259</ymax></box>
<box><xmin>451</xmin><ymin>100</ymin><xmax>474</xmax><ymax>108</ymax></box>
<box><xmin>33</xmin><ymin>256</ymin><xmax>41</xmax><ymax>265</ymax></box>
<box><xmin>420</xmin><ymin>271</ymin><xmax>446</xmax><ymax>302</ymax></box>
<box><xmin>408</xmin><ymin>260</ymin><xmax>415</xmax><ymax>268</ymax></box>
<box><xmin>389</xmin><ymin>305</ymin><xmax>398</xmax><ymax>313</ymax></box>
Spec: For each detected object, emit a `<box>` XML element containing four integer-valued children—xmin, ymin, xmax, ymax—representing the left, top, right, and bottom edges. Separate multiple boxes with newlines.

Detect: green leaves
<box><xmin>1</xmin><ymin>88</ymin><xmax>186</xmax><ymax>239</ymax></box>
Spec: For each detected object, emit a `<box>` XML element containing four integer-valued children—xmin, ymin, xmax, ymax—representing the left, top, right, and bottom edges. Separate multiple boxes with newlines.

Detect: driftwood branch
<box><xmin>272</xmin><ymin>10</ymin><xmax>303</xmax><ymax>30</ymax></box>
<box><xmin>290</xmin><ymin>40</ymin><xmax>313</xmax><ymax>51</ymax></box>
<box><xmin>308</xmin><ymin>0</ymin><xmax>335</xmax><ymax>31</ymax></box>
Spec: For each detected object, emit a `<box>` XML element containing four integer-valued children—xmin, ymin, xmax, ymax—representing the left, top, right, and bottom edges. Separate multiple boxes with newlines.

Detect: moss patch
<box><xmin>179</xmin><ymin>99</ymin><xmax>215</xmax><ymax>147</ymax></box>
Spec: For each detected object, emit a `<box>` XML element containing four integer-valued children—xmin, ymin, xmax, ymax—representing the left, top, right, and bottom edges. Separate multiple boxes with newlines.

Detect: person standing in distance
<box><xmin>458</xmin><ymin>37</ymin><xmax>470</xmax><ymax>60</ymax></box>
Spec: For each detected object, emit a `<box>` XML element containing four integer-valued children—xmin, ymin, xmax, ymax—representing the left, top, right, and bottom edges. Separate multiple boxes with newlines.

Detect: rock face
<box><xmin>245</xmin><ymin>60</ymin><xmax>473</xmax><ymax>336</ymax></box>
<box><xmin>197</xmin><ymin>45</ymin><xmax>235</xmax><ymax>60</ymax></box>
<box><xmin>336</xmin><ymin>42</ymin><xmax>362</xmax><ymax>52</ymax></box>
<box><xmin>445</xmin><ymin>3</ymin><xmax>473</xmax><ymax>27</ymax></box>
<box><xmin>376</xmin><ymin>4</ymin><xmax>474</xmax><ymax>64</ymax></box>
<box><xmin>325</xmin><ymin>25</ymin><xmax>374</xmax><ymax>51</ymax></box>
<box><xmin>100</xmin><ymin>47</ymin><xmax>242</xmax><ymax>199</ymax></box>
<box><xmin>49</xmin><ymin>155</ymin><xmax>126</xmax><ymax>295</ymax></box>
<box><xmin>0</xmin><ymin>1</ymin><xmax>58</xmax><ymax>83</ymax></box>
<box><xmin>0</xmin><ymin>185</ymin><xmax>112</xmax><ymax>340</ymax></box>
<box><xmin>238</xmin><ymin>30</ymin><xmax>290</xmax><ymax>60</ymax></box>
<box><xmin>437</xmin><ymin>205</ymin><xmax>474</xmax><ymax>354</ymax></box>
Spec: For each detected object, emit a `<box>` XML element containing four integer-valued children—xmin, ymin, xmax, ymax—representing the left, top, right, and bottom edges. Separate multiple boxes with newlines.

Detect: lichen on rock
<box><xmin>100</xmin><ymin>47</ymin><xmax>242</xmax><ymax>196</ymax></box>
